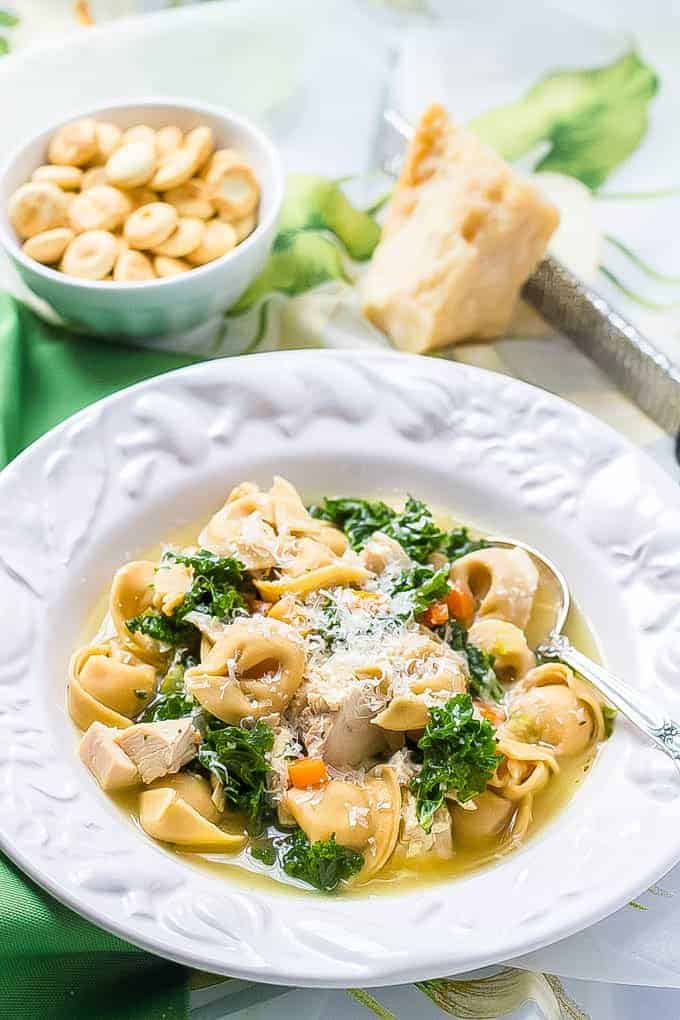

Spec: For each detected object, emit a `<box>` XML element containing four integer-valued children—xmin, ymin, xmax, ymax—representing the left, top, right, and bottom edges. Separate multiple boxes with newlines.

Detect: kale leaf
<box><xmin>166</xmin><ymin>550</ymin><xmax>244</xmax><ymax>582</ymax></box>
<box><xmin>466</xmin><ymin>643</ymin><xmax>504</xmax><ymax>702</ymax></box>
<box><xmin>280</xmin><ymin>829</ymin><xmax>364</xmax><ymax>891</ymax></box>
<box><xmin>165</xmin><ymin>550</ymin><xmax>248</xmax><ymax>620</ymax></box>
<box><xmin>445</xmin><ymin>527</ymin><xmax>490</xmax><ymax>562</ymax></box>
<box><xmin>383</xmin><ymin>496</ymin><xmax>449</xmax><ymax>562</ymax></box>
<box><xmin>309</xmin><ymin>497</ymin><xmax>394</xmax><ymax>549</ymax></box>
<box><xmin>310</xmin><ymin>496</ymin><xmax>489</xmax><ymax>567</ymax></box>
<box><xmin>309</xmin><ymin>496</ymin><xmax>446</xmax><ymax>563</ymax></box>
<box><xmin>139</xmin><ymin>649</ymin><xmax>197</xmax><ymax>721</ymax></box>
<box><xmin>389</xmin><ymin>565</ymin><xmax>450</xmax><ymax>618</ymax></box>
<box><xmin>250</xmin><ymin>843</ymin><xmax>277</xmax><ymax>866</ymax></box>
<box><xmin>197</xmin><ymin>720</ymin><xmax>274</xmax><ymax>827</ymax></box>
<box><xmin>126</xmin><ymin>551</ymin><xmax>248</xmax><ymax>648</ymax></box>
<box><xmin>437</xmin><ymin>620</ymin><xmax>504</xmax><ymax>703</ymax></box>
<box><xmin>141</xmin><ymin>690</ymin><xmax>195</xmax><ymax>722</ymax></box>
<box><xmin>126</xmin><ymin>610</ymin><xmax>194</xmax><ymax>647</ymax></box>
<box><xmin>410</xmin><ymin>694</ymin><xmax>502</xmax><ymax>832</ymax></box>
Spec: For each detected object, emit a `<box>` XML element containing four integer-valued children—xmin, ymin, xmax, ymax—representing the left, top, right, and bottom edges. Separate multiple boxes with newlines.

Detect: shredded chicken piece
<box><xmin>400</xmin><ymin>790</ymin><xmax>454</xmax><ymax>860</ymax></box>
<box><xmin>115</xmin><ymin>719</ymin><xmax>200</xmax><ymax>784</ymax></box>
<box><xmin>152</xmin><ymin>562</ymin><xmax>193</xmax><ymax>615</ymax></box>
<box><xmin>360</xmin><ymin>532</ymin><xmax>411</xmax><ymax>574</ymax></box>
<box><xmin>267</xmin><ymin>722</ymin><xmax>301</xmax><ymax>803</ymax></box>
<box><xmin>295</xmin><ymin>706</ymin><xmax>333</xmax><ymax>758</ymax></box>
<box><xmin>387</xmin><ymin>747</ymin><xmax>419</xmax><ymax>786</ymax></box>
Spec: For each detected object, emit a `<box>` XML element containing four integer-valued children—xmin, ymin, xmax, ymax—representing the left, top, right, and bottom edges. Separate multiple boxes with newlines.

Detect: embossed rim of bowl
<box><xmin>0</xmin><ymin>96</ymin><xmax>284</xmax><ymax>291</ymax></box>
<box><xmin>0</xmin><ymin>349</ymin><xmax>679</xmax><ymax>987</ymax></box>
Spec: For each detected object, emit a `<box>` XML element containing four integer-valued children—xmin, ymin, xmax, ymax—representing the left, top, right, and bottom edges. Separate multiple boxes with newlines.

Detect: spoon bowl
<box><xmin>486</xmin><ymin>536</ymin><xmax>570</xmax><ymax>643</ymax></box>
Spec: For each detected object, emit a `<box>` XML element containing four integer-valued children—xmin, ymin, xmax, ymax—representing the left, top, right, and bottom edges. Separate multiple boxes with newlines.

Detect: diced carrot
<box><xmin>475</xmin><ymin>700</ymin><xmax>506</xmax><ymax>726</ymax></box>
<box><xmin>446</xmin><ymin>583</ymin><xmax>475</xmax><ymax>625</ymax></box>
<box><xmin>423</xmin><ymin>601</ymin><xmax>449</xmax><ymax>627</ymax></box>
<box><xmin>288</xmin><ymin>757</ymin><xmax>328</xmax><ymax>789</ymax></box>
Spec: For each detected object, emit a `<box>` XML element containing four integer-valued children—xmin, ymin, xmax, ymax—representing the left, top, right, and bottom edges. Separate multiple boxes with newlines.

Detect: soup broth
<box><xmin>74</xmin><ymin>490</ymin><xmax>608</xmax><ymax>896</ymax></box>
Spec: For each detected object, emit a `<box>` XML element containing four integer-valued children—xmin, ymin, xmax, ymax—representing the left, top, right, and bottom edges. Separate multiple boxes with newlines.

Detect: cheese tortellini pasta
<box><xmin>450</xmin><ymin>546</ymin><xmax>539</xmax><ymax>630</ymax></box>
<box><xmin>68</xmin><ymin>641</ymin><xmax>155</xmax><ymax>730</ymax></box>
<box><xmin>69</xmin><ymin>479</ymin><xmax>609</xmax><ymax>893</ymax></box>
<box><xmin>185</xmin><ymin>617</ymin><xmax>306</xmax><ymax>723</ymax></box>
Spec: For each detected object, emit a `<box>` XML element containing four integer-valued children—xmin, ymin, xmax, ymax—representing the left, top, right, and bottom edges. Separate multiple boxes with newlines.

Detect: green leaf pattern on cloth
<box><xmin>0</xmin><ymin>7</ymin><xmax>18</xmax><ymax>55</ymax></box>
<box><xmin>230</xmin><ymin>230</ymin><xmax>350</xmax><ymax>313</ymax></box>
<box><xmin>275</xmin><ymin>174</ymin><xmax>381</xmax><ymax>259</ymax></box>
<box><xmin>229</xmin><ymin>174</ymin><xmax>379</xmax><ymax>315</ymax></box>
<box><xmin>346</xmin><ymin>988</ymin><xmax>400</xmax><ymax>1018</ymax></box>
<box><xmin>416</xmin><ymin>969</ymin><xmax>590</xmax><ymax>1019</ymax></box>
<box><xmin>471</xmin><ymin>51</ymin><xmax>658</xmax><ymax>189</ymax></box>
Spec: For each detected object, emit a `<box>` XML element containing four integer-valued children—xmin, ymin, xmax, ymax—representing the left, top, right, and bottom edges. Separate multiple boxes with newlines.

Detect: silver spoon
<box><xmin>487</xmin><ymin>537</ymin><xmax>680</xmax><ymax>762</ymax></box>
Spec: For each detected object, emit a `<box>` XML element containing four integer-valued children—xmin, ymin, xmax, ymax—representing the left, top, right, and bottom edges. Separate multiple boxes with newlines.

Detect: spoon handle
<box><xmin>538</xmin><ymin>634</ymin><xmax>680</xmax><ymax>761</ymax></box>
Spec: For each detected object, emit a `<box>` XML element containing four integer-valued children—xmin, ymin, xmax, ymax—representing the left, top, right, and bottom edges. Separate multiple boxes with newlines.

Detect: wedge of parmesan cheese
<box><xmin>361</xmin><ymin>103</ymin><xmax>559</xmax><ymax>352</ymax></box>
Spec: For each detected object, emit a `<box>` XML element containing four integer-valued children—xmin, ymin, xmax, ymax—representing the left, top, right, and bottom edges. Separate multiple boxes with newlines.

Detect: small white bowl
<box><xmin>0</xmin><ymin>99</ymin><xmax>284</xmax><ymax>338</ymax></box>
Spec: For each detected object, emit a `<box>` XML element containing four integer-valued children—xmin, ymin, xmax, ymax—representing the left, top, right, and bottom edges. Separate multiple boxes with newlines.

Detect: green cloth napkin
<box><xmin>0</xmin><ymin>292</ymin><xmax>200</xmax><ymax>465</ymax></box>
<box><xmin>0</xmin><ymin>856</ymin><xmax>189</xmax><ymax>1020</ymax></box>
<box><xmin>0</xmin><ymin>292</ymin><xmax>201</xmax><ymax>1019</ymax></box>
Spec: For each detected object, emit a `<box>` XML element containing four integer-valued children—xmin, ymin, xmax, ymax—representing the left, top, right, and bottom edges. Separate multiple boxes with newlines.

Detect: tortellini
<box><xmin>266</xmin><ymin>594</ymin><xmax>308</xmax><ymax>630</ymax></box>
<box><xmin>255</xmin><ymin>562</ymin><xmax>369</xmax><ymax>602</ymax></box>
<box><xmin>269</xmin><ymin>475</ymin><xmax>347</xmax><ymax>555</ymax></box>
<box><xmin>139</xmin><ymin>783</ymin><xmax>246</xmax><ymax>851</ymax></box>
<box><xmin>452</xmin><ymin>790</ymin><xmax>515</xmax><ymax>847</ymax></box>
<box><xmin>109</xmin><ymin>560</ymin><xmax>166</xmax><ymax>663</ymax></box>
<box><xmin>148</xmin><ymin>771</ymin><xmax>224</xmax><ymax>823</ymax></box>
<box><xmin>284</xmin><ymin>780</ymin><xmax>371</xmax><ymax>851</ymax></box>
<box><xmin>282</xmin><ymin>766</ymin><xmax>401</xmax><ymax>882</ymax></box>
<box><xmin>450</xmin><ymin>547</ymin><xmax>538</xmax><ymax>630</ymax></box>
<box><xmin>506</xmin><ymin>662</ymin><xmax>604</xmax><ymax>757</ymax></box>
<box><xmin>467</xmin><ymin>618</ymin><xmax>535</xmax><ymax>683</ymax></box>
<box><xmin>68</xmin><ymin>641</ymin><xmax>155</xmax><ymax>730</ymax></box>
<box><xmin>492</xmin><ymin>736</ymin><xmax>557</xmax><ymax>800</ymax></box>
<box><xmin>489</xmin><ymin>735</ymin><xmax>559</xmax><ymax>838</ymax></box>
<box><xmin>462</xmin><ymin>661</ymin><xmax>599</xmax><ymax>844</ymax></box>
<box><xmin>199</xmin><ymin>482</ymin><xmax>279</xmax><ymax>571</ymax></box>
<box><xmin>278</xmin><ymin>537</ymin><xmax>338</xmax><ymax>578</ymax></box>
<box><xmin>199</xmin><ymin>476</ymin><xmax>347</xmax><ymax>572</ymax></box>
<box><xmin>109</xmin><ymin>559</ymin><xmax>192</xmax><ymax>657</ymax></box>
<box><xmin>185</xmin><ymin>617</ymin><xmax>306</xmax><ymax>723</ymax></box>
